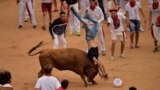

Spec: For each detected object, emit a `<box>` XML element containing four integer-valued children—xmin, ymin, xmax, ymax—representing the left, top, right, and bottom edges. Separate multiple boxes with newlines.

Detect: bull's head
<box><xmin>83</xmin><ymin>65</ymin><xmax>98</xmax><ymax>84</ymax></box>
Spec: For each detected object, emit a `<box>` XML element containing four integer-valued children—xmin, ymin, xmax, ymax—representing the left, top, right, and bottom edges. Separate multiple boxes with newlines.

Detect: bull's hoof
<box><xmin>92</xmin><ymin>81</ymin><xmax>97</xmax><ymax>85</ymax></box>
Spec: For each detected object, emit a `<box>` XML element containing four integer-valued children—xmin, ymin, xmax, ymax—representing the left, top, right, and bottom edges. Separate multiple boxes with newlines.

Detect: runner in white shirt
<box><xmin>107</xmin><ymin>9</ymin><xmax>129</xmax><ymax>60</ymax></box>
<box><xmin>35</xmin><ymin>64</ymin><xmax>63</xmax><ymax>90</ymax></box>
<box><xmin>86</xmin><ymin>0</ymin><xmax>106</xmax><ymax>55</ymax></box>
<box><xmin>125</xmin><ymin>0</ymin><xmax>146</xmax><ymax>49</ymax></box>
<box><xmin>149</xmin><ymin>0</ymin><xmax>160</xmax><ymax>52</ymax></box>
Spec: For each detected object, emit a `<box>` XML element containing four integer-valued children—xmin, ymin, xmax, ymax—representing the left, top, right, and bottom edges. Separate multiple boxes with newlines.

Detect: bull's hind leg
<box><xmin>38</xmin><ymin>69</ymin><xmax>44</xmax><ymax>77</ymax></box>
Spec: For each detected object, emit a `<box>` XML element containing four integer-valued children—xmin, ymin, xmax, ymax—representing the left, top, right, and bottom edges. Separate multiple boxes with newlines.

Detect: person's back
<box><xmin>35</xmin><ymin>64</ymin><xmax>62</xmax><ymax>90</ymax></box>
<box><xmin>36</xmin><ymin>76</ymin><xmax>61</xmax><ymax>90</ymax></box>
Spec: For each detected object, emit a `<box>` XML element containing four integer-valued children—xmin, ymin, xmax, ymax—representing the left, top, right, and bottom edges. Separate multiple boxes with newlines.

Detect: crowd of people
<box><xmin>3</xmin><ymin>0</ymin><xmax>158</xmax><ymax>89</ymax></box>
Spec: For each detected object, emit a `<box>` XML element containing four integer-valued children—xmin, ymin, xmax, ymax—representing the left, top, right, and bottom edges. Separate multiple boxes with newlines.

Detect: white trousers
<box><xmin>69</xmin><ymin>3</ymin><xmax>80</xmax><ymax>33</ymax></box>
<box><xmin>153</xmin><ymin>25</ymin><xmax>160</xmax><ymax>46</ymax></box>
<box><xmin>53</xmin><ymin>33</ymin><xmax>67</xmax><ymax>49</ymax></box>
<box><xmin>19</xmin><ymin>1</ymin><xmax>36</xmax><ymax>26</ymax></box>
<box><xmin>97</xmin><ymin>25</ymin><xmax>106</xmax><ymax>51</ymax></box>
<box><xmin>80</xmin><ymin>0</ymin><xmax>90</xmax><ymax>17</ymax></box>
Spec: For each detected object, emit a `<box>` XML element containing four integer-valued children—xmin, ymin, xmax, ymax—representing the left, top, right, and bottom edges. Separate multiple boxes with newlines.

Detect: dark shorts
<box><xmin>129</xmin><ymin>19</ymin><xmax>140</xmax><ymax>32</ymax></box>
<box><xmin>41</xmin><ymin>3</ymin><xmax>52</xmax><ymax>13</ymax></box>
<box><xmin>87</xmin><ymin>47</ymin><xmax>99</xmax><ymax>62</ymax></box>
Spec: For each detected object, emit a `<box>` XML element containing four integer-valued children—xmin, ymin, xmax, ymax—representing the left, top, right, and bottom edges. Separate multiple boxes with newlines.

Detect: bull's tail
<box><xmin>28</xmin><ymin>41</ymin><xmax>44</xmax><ymax>56</ymax></box>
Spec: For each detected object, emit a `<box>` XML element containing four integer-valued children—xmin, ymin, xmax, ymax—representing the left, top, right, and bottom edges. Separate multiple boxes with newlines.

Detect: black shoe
<box><xmin>33</xmin><ymin>25</ymin><xmax>37</xmax><ymax>29</ymax></box>
<box><xmin>103</xmin><ymin>74</ymin><xmax>108</xmax><ymax>80</ymax></box>
<box><xmin>42</xmin><ymin>25</ymin><xmax>46</xmax><ymax>30</ymax></box>
<box><xmin>18</xmin><ymin>25</ymin><xmax>22</xmax><ymax>29</ymax></box>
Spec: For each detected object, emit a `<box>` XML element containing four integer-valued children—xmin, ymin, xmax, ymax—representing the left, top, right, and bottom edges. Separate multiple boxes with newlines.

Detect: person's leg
<box><xmin>120</xmin><ymin>41</ymin><xmax>125</xmax><ymax>57</ymax></box>
<box><xmin>72</xmin><ymin>3</ymin><xmax>81</xmax><ymax>35</ymax></box>
<box><xmin>42</xmin><ymin>3</ymin><xmax>47</xmax><ymax>30</ymax></box>
<box><xmin>130</xmin><ymin>20</ymin><xmax>135</xmax><ymax>48</ymax></box>
<box><xmin>135</xmin><ymin>20</ymin><xmax>140</xmax><ymax>48</ymax></box>
<box><xmin>18</xmin><ymin>2</ymin><xmax>26</xmax><ymax>28</ymax></box>
<box><xmin>60</xmin><ymin>34</ymin><xmax>67</xmax><ymax>48</ymax></box>
<box><xmin>97</xmin><ymin>0</ymin><xmax>107</xmax><ymax>20</ymax></box>
<box><xmin>97</xmin><ymin>27</ymin><xmax>106</xmax><ymax>55</ymax></box>
<box><xmin>53</xmin><ymin>0</ymin><xmax>58</xmax><ymax>11</ymax></box>
<box><xmin>53</xmin><ymin>33</ymin><xmax>59</xmax><ymax>49</ymax></box>
<box><xmin>111</xmin><ymin>40</ymin><xmax>116</xmax><ymax>58</ymax></box>
<box><xmin>130</xmin><ymin>32</ymin><xmax>134</xmax><ymax>48</ymax></box>
<box><xmin>24</xmin><ymin>10</ymin><xmax>30</xmax><ymax>22</ymax></box>
<box><xmin>153</xmin><ymin>25</ymin><xmax>159</xmax><ymax>52</ymax></box>
<box><xmin>27</xmin><ymin>1</ymin><xmax>37</xmax><ymax>28</ymax></box>
<box><xmin>48</xmin><ymin>3</ymin><xmax>52</xmax><ymax>25</ymax></box>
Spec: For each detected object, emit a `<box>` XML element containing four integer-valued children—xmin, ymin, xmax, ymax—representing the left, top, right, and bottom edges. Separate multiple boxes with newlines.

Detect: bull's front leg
<box><xmin>91</xmin><ymin>80</ymin><xmax>97</xmax><ymax>85</ymax></box>
<box><xmin>79</xmin><ymin>74</ymin><xmax>88</xmax><ymax>87</ymax></box>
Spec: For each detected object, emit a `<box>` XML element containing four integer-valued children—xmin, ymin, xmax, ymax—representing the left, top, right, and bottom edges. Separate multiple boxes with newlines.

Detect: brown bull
<box><xmin>28</xmin><ymin>41</ymin><xmax>99</xmax><ymax>87</ymax></box>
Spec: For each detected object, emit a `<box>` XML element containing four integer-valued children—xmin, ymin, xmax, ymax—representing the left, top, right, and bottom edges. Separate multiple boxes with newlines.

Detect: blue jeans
<box><xmin>71</xmin><ymin>8</ymin><xmax>99</xmax><ymax>40</ymax></box>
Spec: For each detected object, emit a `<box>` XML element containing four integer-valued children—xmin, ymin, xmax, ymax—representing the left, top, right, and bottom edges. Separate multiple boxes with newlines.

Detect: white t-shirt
<box><xmin>108</xmin><ymin>13</ymin><xmax>126</xmax><ymax>33</ymax></box>
<box><xmin>149</xmin><ymin>2</ymin><xmax>160</xmax><ymax>24</ymax></box>
<box><xmin>125</xmin><ymin>2</ymin><xmax>141</xmax><ymax>20</ymax></box>
<box><xmin>86</xmin><ymin>6</ymin><xmax>104</xmax><ymax>24</ymax></box>
<box><xmin>42</xmin><ymin>0</ymin><xmax>53</xmax><ymax>3</ymax></box>
<box><xmin>35</xmin><ymin>76</ymin><xmax>61</xmax><ymax>90</ymax></box>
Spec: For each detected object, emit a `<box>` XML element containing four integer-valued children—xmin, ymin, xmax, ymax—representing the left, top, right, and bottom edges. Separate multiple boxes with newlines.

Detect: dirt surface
<box><xmin>0</xmin><ymin>0</ymin><xmax>160</xmax><ymax>90</ymax></box>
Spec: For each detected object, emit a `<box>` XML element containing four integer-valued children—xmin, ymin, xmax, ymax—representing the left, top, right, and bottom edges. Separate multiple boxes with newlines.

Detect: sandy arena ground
<box><xmin>0</xmin><ymin>0</ymin><xmax>160</xmax><ymax>90</ymax></box>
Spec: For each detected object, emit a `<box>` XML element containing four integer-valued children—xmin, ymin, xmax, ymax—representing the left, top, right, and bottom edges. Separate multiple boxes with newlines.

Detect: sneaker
<box><xmin>110</xmin><ymin>56</ymin><xmax>114</xmax><ymax>61</ymax></box>
<box><xmin>140</xmin><ymin>27</ymin><xmax>145</xmax><ymax>32</ymax></box>
<box><xmin>135</xmin><ymin>45</ymin><xmax>140</xmax><ymax>48</ymax></box>
<box><xmin>42</xmin><ymin>25</ymin><xmax>46</xmax><ymax>30</ymax></box>
<box><xmin>76</xmin><ymin>32</ymin><xmax>81</xmax><ymax>36</ymax></box>
<box><xmin>120</xmin><ymin>54</ymin><xmax>125</xmax><ymax>58</ymax></box>
<box><xmin>130</xmin><ymin>44</ymin><xmax>134</xmax><ymax>49</ymax></box>
<box><xmin>102</xmin><ymin>50</ymin><xmax>106</xmax><ymax>56</ymax></box>
<box><xmin>153</xmin><ymin>47</ymin><xmax>158</xmax><ymax>52</ymax></box>
<box><xmin>33</xmin><ymin>25</ymin><xmax>37</xmax><ymax>29</ymax></box>
<box><xmin>103</xmin><ymin>74</ymin><xmax>108</xmax><ymax>80</ymax></box>
<box><xmin>18</xmin><ymin>25</ymin><xmax>22</xmax><ymax>29</ymax></box>
<box><xmin>69</xmin><ymin>32</ymin><xmax>74</xmax><ymax>36</ymax></box>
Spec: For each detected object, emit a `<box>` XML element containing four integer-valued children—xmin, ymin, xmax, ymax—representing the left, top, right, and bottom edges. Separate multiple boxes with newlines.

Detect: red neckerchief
<box><xmin>112</xmin><ymin>15</ymin><xmax>120</xmax><ymax>29</ymax></box>
<box><xmin>130</xmin><ymin>1</ymin><xmax>136</xmax><ymax>8</ymax></box>
<box><xmin>152</xmin><ymin>1</ymin><xmax>159</xmax><ymax>10</ymax></box>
